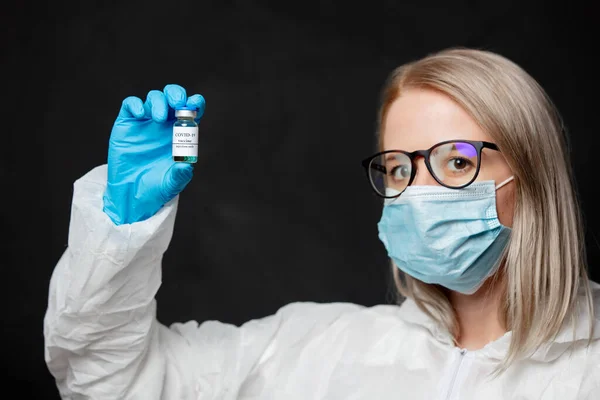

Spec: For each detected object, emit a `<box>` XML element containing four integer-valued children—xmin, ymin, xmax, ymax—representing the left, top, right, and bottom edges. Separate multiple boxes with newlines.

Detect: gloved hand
<box><xmin>102</xmin><ymin>84</ymin><xmax>206</xmax><ymax>225</ymax></box>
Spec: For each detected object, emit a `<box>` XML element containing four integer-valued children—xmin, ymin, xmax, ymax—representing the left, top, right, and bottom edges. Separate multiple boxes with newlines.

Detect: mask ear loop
<box><xmin>495</xmin><ymin>176</ymin><xmax>514</xmax><ymax>190</ymax></box>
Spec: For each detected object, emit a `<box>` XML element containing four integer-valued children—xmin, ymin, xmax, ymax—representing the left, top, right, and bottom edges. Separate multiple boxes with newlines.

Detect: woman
<box><xmin>44</xmin><ymin>48</ymin><xmax>599</xmax><ymax>399</ymax></box>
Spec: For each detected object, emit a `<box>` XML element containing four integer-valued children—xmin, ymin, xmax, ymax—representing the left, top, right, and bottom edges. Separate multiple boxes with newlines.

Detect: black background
<box><xmin>3</xmin><ymin>0</ymin><xmax>598</xmax><ymax>397</ymax></box>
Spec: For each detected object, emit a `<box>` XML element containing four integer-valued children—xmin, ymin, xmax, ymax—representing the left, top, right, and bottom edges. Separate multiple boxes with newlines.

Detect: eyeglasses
<box><xmin>361</xmin><ymin>140</ymin><xmax>501</xmax><ymax>198</ymax></box>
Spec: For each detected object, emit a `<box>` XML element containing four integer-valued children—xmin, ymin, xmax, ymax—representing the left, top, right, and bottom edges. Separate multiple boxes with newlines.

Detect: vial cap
<box><xmin>175</xmin><ymin>105</ymin><xmax>197</xmax><ymax>118</ymax></box>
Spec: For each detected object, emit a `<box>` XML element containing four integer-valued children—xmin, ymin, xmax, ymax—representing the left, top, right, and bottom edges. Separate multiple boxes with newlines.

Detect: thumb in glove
<box><xmin>161</xmin><ymin>162</ymin><xmax>194</xmax><ymax>204</ymax></box>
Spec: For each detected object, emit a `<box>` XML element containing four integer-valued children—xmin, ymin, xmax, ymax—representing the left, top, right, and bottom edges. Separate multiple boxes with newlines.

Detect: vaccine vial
<box><xmin>172</xmin><ymin>106</ymin><xmax>198</xmax><ymax>163</ymax></box>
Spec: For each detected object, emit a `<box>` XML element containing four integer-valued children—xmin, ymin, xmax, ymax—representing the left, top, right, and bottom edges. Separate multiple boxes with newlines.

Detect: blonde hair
<box><xmin>377</xmin><ymin>48</ymin><xmax>594</xmax><ymax>373</ymax></box>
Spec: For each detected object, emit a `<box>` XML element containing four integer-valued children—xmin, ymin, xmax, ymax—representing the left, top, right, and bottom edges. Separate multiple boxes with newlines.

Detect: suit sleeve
<box><xmin>43</xmin><ymin>164</ymin><xmax>362</xmax><ymax>399</ymax></box>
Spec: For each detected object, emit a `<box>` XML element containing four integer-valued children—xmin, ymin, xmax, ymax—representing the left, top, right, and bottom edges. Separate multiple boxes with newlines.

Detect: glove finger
<box><xmin>119</xmin><ymin>96</ymin><xmax>145</xmax><ymax>119</ymax></box>
<box><xmin>187</xmin><ymin>94</ymin><xmax>206</xmax><ymax>120</ymax></box>
<box><xmin>161</xmin><ymin>162</ymin><xmax>194</xmax><ymax>202</ymax></box>
<box><xmin>164</xmin><ymin>84</ymin><xmax>187</xmax><ymax>109</ymax></box>
<box><xmin>144</xmin><ymin>90</ymin><xmax>169</xmax><ymax>123</ymax></box>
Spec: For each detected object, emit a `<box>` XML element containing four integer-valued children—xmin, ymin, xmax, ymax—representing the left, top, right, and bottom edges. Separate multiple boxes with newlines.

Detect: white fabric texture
<box><xmin>44</xmin><ymin>165</ymin><xmax>600</xmax><ymax>399</ymax></box>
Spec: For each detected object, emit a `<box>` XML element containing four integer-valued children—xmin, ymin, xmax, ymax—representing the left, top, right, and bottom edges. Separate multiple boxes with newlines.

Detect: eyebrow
<box><xmin>384</xmin><ymin>154</ymin><xmax>401</xmax><ymax>162</ymax></box>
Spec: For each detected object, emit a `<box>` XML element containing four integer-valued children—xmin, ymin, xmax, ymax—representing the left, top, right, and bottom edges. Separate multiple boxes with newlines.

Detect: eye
<box><xmin>390</xmin><ymin>164</ymin><xmax>411</xmax><ymax>180</ymax></box>
<box><xmin>447</xmin><ymin>157</ymin><xmax>473</xmax><ymax>172</ymax></box>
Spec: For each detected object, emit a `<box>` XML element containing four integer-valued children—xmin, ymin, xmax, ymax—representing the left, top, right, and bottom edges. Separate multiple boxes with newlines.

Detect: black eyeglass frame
<box><xmin>361</xmin><ymin>140</ymin><xmax>500</xmax><ymax>198</ymax></box>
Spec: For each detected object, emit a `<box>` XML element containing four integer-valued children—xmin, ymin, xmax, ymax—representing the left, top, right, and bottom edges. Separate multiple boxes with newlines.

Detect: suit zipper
<box><xmin>445</xmin><ymin>348</ymin><xmax>467</xmax><ymax>400</ymax></box>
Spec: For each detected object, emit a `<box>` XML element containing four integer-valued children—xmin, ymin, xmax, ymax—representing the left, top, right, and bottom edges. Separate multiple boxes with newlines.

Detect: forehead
<box><xmin>382</xmin><ymin>88</ymin><xmax>490</xmax><ymax>151</ymax></box>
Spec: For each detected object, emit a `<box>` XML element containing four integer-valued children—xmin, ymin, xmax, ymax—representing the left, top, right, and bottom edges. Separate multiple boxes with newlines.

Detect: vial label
<box><xmin>172</xmin><ymin>126</ymin><xmax>198</xmax><ymax>157</ymax></box>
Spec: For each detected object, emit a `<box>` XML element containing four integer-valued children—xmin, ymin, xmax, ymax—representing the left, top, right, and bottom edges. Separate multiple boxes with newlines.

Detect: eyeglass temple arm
<box><xmin>482</xmin><ymin>141</ymin><xmax>500</xmax><ymax>151</ymax></box>
<box><xmin>369</xmin><ymin>163</ymin><xmax>386</xmax><ymax>173</ymax></box>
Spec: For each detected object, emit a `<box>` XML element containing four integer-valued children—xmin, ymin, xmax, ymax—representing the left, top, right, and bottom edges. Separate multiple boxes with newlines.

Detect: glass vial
<box><xmin>173</xmin><ymin>106</ymin><xmax>198</xmax><ymax>163</ymax></box>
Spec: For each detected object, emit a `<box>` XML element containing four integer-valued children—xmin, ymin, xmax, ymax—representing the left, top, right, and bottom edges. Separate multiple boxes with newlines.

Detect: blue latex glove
<box><xmin>102</xmin><ymin>84</ymin><xmax>206</xmax><ymax>225</ymax></box>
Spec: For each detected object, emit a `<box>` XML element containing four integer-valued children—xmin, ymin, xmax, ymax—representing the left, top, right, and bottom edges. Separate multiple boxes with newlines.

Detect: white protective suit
<box><xmin>44</xmin><ymin>165</ymin><xmax>600</xmax><ymax>399</ymax></box>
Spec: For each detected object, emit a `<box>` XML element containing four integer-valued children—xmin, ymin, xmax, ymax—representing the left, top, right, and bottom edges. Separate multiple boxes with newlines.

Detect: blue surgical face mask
<box><xmin>377</xmin><ymin>177</ymin><xmax>513</xmax><ymax>295</ymax></box>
